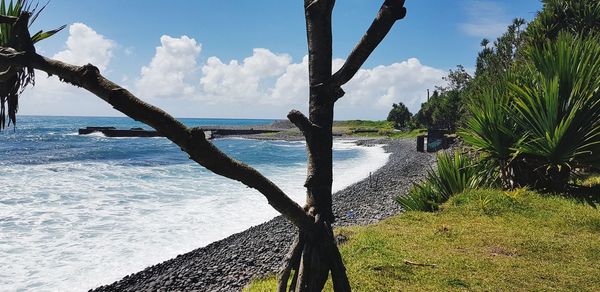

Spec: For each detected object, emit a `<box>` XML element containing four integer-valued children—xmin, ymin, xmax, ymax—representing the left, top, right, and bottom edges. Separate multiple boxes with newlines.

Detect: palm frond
<box><xmin>459</xmin><ymin>82</ymin><xmax>519</xmax><ymax>187</ymax></box>
<box><xmin>0</xmin><ymin>0</ymin><xmax>65</xmax><ymax>129</ymax></box>
<box><xmin>31</xmin><ymin>23</ymin><xmax>65</xmax><ymax>43</ymax></box>
<box><xmin>508</xmin><ymin>32</ymin><xmax>600</xmax><ymax>190</ymax></box>
<box><xmin>396</xmin><ymin>152</ymin><xmax>494</xmax><ymax>211</ymax></box>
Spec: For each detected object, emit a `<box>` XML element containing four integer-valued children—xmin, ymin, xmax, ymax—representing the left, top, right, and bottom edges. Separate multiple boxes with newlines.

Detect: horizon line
<box><xmin>17</xmin><ymin>114</ymin><xmax>285</xmax><ymax>121</ymax></box>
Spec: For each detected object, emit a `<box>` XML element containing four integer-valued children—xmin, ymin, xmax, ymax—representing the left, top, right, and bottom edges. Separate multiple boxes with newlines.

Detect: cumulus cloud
<box><xmin>269</xmin><ymin>55</ymin><xmax>309</xmax><ymax>105</ymax></box>
<box><xmin>200</xmin><ymin>48</ymin><xmax>291</xmax><ymax>103</ymax></box>
<box><xmin>268</xmin><ymin>57</ymin><xmax>446</xmax><ymax>116</ymax></box>
<box><xmin>19</xmin><ymin>23</ymin><xmax>118</xmax><ymax>117</ymax></box>
<box><xmin>134</xmin><ymin>39</ymin><xmax>446</xmax><ymax>119</ymax></box>
<box><xmin>53</xmin><ymin>23</ymin><xmax>115</xmax><ymax>71</ymax></box>
<box><xmin>343</xmin><ymin>58</ymin><xmax>446</xmax><ymax>113</ymax></box>
<box><xmin>22</xmin><ymin>27</ymin><xmax>447</xmax><ymax>119</ymax></box>
<box><xmin>136</xmin><ymin>35</ymin><xmax>201</xmax><ymax>98</ymax></box>
<box><xmin>459</xmin><ymin>0</ymin><xmax>510</xmax><ymax>38</ymax></box>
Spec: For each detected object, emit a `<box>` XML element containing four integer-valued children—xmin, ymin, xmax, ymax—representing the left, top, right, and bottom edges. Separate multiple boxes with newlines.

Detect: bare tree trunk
<box><xmin>0</xmin><ymin>1</ymin><xmax>407</xmax><ymax>290</ymax></box>
<box><xmin>278</xmin><ymin>1</ymin><xmax>407</xmax><ymax>290</ymax></box>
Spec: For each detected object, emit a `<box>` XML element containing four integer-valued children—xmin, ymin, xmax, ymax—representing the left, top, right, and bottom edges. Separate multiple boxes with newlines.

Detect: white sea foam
<box><xmin>0</xmin><ymin>140</ymin><xmax>389</xmax><ymax>291</ymax></box>
<box><xmin>85</xmin><ymin>131</ymin><xmax>108</xmax><ymax>138</ymax></box>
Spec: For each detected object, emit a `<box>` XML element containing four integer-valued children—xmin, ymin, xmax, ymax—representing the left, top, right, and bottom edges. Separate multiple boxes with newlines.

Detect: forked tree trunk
<box><xmin>0</xmin><ymin>1</ymin><xmax>406</xmax><ymax>291</ymax></box>
<box><xmin>278</xmin><ymin>1</ymin><xmax>407</xmax><ymax>291</ymax></box>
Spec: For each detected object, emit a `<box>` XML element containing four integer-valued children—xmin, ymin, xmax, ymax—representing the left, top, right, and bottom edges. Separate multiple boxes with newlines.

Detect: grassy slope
<box><xmin>259</xmin><ymin>120</ymin><xmax>425</xmax><ymax>139</ymax></box>
<box><xmin>332</xmin><ymin>120</ymin><xmax>426</xmax><ymax>139</ymax></box>
<box><xmin>246</xmin><ymin>189</ymin><xmax>600</xmax><ymax>291</ymax></box>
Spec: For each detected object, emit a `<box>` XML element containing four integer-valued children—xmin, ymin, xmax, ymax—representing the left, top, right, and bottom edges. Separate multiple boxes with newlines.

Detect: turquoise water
<box><xmin>0</xmin><ymin>116</ymin><xmax>389</xmax><ymax>291</ymax></box>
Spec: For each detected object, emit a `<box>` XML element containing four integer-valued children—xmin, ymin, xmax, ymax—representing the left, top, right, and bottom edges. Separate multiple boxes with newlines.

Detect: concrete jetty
<box><xmin>78</xmin><ymin>127</ymin><xmax>280</xmax><ymax>139</ymax></box>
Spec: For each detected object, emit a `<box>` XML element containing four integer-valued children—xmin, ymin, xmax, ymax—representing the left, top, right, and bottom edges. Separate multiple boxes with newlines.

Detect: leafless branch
<box><xmin>277</xmin><ymin>236</ymin><xmax>304</xmax><ymax>292</ymax></box>
<box><xmin>0</xmin><ymin>15</ymin><xmax>17</xmax><ymax>24</ymax></box>
<box><xmin>0</xmin><ymin>47</ymin><xmax>26</xmax><ymax>59</ymax></box>
<box><xmin>0</xmin><ymin>51</ymin><xmax>315</xmax><ymax>232</ymax></box>
<box><xmin>331</xmin><ymin>0</ymin><xmax>407</xmax><ymax>88</ymax></box>
<box><xmin>287</xmin><ymin>109</ymin><xmax>318</xmax><ymax>137</ymax></box>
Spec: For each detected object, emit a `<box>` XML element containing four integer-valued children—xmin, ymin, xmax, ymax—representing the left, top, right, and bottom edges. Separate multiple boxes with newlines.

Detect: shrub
<box><xmin>509</xmin><ymin>33</ymin><xmax>600</xmax><ymax>191</ymax></box>
<box><xmin>461</xmin><ymin>33</ymin><xmax>600</xmax><ymax>192</ymax></box>
<box><xmin>387</xmin><ymin>102</ymin><xmax>412</xmax><ymax>129</ymax></box>
<box><xmin>459</xmin><ymin>86</ymin><xmax>519</xmax><ymax>187</ymax></box>
<box><xmin>397</xmin><ymin>152</ymin><xmax>492</xmax><ymax>211</ymax></box>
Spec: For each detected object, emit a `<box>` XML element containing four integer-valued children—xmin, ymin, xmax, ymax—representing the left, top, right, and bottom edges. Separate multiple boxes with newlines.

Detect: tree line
<box><xmin>399</xmin><ymin>0</ymin><xmax>600</xmax><ymax>213</ymax></box>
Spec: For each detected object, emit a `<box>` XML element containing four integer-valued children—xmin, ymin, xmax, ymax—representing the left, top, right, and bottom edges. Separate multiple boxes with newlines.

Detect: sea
<box><xmin>0</xmin><ymin>116</ymin><xmax>389</xmax><ymax>291</ymax></box>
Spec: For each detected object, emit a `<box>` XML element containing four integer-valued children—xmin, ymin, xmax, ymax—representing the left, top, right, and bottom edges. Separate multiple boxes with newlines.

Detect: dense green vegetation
<box><xmin>333</xmin><ymin>120</ymin><xmax>394</xmax><ymax>130</ymax></box>
<box><xmin>397</xmin><ymin>152</ymin><xmax>494</xmax><ymax>212</ymax></box>
<box><xmin>412</xmin><ymin>65</ymin><xmax>471</xmax><ymax>131</ymax></box>
<box><xmin>386</xmin><ymin>102</ymin><xmax>412</xmax><ymax>129</ymax></box>
<box><xmin>408</xmin><ymin>0</ymin><xmax>600</xmax><ymax>202</ymax></box>
<box><xmin>526</xmin><ymin>0</ymin><xmax>600</xmax><ymax>45</ymax></box>
<box><xmin>407</xmin><ymin>37</ymin><xmax>600</xmax><ymax>210</ymax></box>
<box><xmin>247</xmin><ymin>187</ymin><xmax>600</xmax><ymax>291</ymax></box>
<box><xmin>460</xmin><ymin>33</ymin><xmax>600</xmax><ymax>192</ymax></box>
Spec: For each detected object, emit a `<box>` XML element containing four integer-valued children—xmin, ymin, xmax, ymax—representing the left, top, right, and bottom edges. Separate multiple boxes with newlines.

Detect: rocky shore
<box><xmin>92</xmin><ymin>138</ymin><xmax>435</xmax><ymax>292</ymax></box>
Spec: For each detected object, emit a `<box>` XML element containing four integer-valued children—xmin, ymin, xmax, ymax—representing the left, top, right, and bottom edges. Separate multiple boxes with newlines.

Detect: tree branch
<box><xmin>287</xmin><ymin>109</ymin><xmax>317</xmax><ymax>138</ymax></box>
<box><xmin>278</xmin><ymin>236</ymin><xmax>304</xmax><ymax>292</ymax></box>
<box><xmin>0</xmin><ymin>48</ymin><xmax>26</xmax><ymax>60</ymax></box>
<box><xmin>295</xmin><ymin>242</ymin><xmax>313</xmax><ymax>292</ymax></box>
<box><xmin>0</xmin><ymin>51</ymin><xmax>315</xmax><ymax>232</ymax></box>
<box><xmin>0</xmin><ymin>15</ymin><xmax>17</xmax><ymax>24</ymax></box>
<box><xmin>331</xmin><ymin>0</ymin><xmax>406</xmax><ymax>87</ymax></box>
<box><xmin>0</xmin><ymin>48</ymin><xmax>25</xmax><ymax>81</ymax></box>
<box><xmin>287</xmin><ymin>109</ymin><xmax>322</xmax><ymax>190</ymax></box>
<box><xmin>329</xmin><ymin>238</ymin><xmax>351</xmax><ymax>291</ymax></box>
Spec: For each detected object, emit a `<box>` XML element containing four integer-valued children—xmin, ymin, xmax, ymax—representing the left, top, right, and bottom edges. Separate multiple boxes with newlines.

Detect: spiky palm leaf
<box><xmin>526</xmin><ymin>0</ymin><xmax>600</xmax><ymax>45</ymax></box>
<box><xmin>459</xmin><ymin>85</ymin><xmax>520</xmax><ymax>187</ymax></box>
<box><xmin>0</xmin><ymin>0</ymin><xmax>65</xmax><ymax>129</ymax></box>
<box><xmin>509</xmin><ymin>33</ymin><xmax>600</xmax><ymax>189</ymax></box>
<box><xmin>397</xmin><ymin>152</ymin><xmax>493</xmax><ymax>211</ymax></box>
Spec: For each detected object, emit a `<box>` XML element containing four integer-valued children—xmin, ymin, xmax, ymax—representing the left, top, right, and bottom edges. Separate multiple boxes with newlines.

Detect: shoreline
<box><xmin>92</xmin><ymin>138</ymin><xmax>435</xmax><ymax>291</ymax></box>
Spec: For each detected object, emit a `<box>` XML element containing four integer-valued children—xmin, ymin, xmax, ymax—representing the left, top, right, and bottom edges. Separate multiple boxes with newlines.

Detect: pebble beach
<box><xmin>92</xmin><ymin>138</ymin><xmax>435</xmax><ymax>291</ymax></box>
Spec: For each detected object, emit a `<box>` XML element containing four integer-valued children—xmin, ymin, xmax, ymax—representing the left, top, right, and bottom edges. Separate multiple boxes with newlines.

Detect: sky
<box><xmin>19</xmin><ymin>0</ymin><xmax>542</xmax><ymax>120</ymax></box>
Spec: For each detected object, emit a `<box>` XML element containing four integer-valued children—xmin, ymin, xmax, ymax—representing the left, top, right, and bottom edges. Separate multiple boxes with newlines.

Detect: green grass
<box><xmin>258</xmin><ymin>120</ymin><xmax>425</xmax><ymax>139</ymax></box>
<box><xmin>348</xmin><ymin>129</ymin><xmax>427</xmax><ymax>139</ymax></box>
<box><xmin>331</xmin><ymin>120</ymin><xmax>425</xmax><ymax>139</ymax></box>
<box><xmin>397</xmin><ymin>151</ymin><xmax>491</xmax><ymax>212</ymax></box>
<box><xmin>246</xmin><ymin>188</ymin><xmax>600</xmax><ymax>291</ymax></box>
<box><xmin>576</xmin><ymin>173</ymin><xmax>600</xmax><ymax>188</ymax></box>
<box><xmin>333</xmin><ymin>120</ymin><xmax>395</xmax><ymax>129</ymax></box>
<box><xmin>384</xmin><ymin>128</ymin><xmax>427</xmax><ymax>139</ymax></box>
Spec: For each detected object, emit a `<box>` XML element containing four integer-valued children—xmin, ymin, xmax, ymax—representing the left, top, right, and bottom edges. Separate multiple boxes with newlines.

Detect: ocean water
<box><xmin>0</xmin><ymin>116</ymin><xmax>389</xmax><ymax>291</ymax></box>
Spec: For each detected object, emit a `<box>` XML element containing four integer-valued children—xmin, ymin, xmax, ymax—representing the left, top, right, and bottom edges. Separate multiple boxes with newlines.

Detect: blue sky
<box><xmin>22</xmin><ymin>0</ymin><xmax>542</xmax><ymax>119</ymax></box>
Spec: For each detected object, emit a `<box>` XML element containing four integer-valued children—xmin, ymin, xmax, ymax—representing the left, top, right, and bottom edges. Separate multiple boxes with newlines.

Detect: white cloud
<box><xmin>21</xmin><ymin>28</ymin><xmax>447</xmax><ymax>119</ymax></box>
<box><xmin>340</xmin><ymin>58</ymin><xmax>446</xmax><ymax>116</ymax></box>
<box><xmin>20</xmin><ymin>23</ymin><xmax>118</xmax><ymax>117</ymax></box>
<box><xmin>200</xmin><ymin>48</ymin><xmax>291</xmax><ymax>103</ymax></box>
<box><xmin>138</xmin><ymin>42</ymin><xmax>445</xmax><ymax>119</ymax></box>
<box><xmin>124</xmin><ymin>47</ymin><xmax>134</xmax><ymax>56</ymax></box>
<box><xmin>459</xmin><ymin>0</ymin><xmax>510</xmax><ymax>38</ymax></box>
<box><xmin>267</xmin><ymin>57</ymin><xmax>446</xmax><ymax>117</ymax></box>
<box><xmin>136</xmin><ymin>35</ymin><xmax>201</xmax><ymax>98</ymax></box>
<box><xmin>269</xmin><ymin>55</ymin><xmax>309</xmax><ymax>105</ymax></box>
<box><xmin>53</xmin><ymin>23</ymin><xmax>115</xmax><ymax>72</ymax></box>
